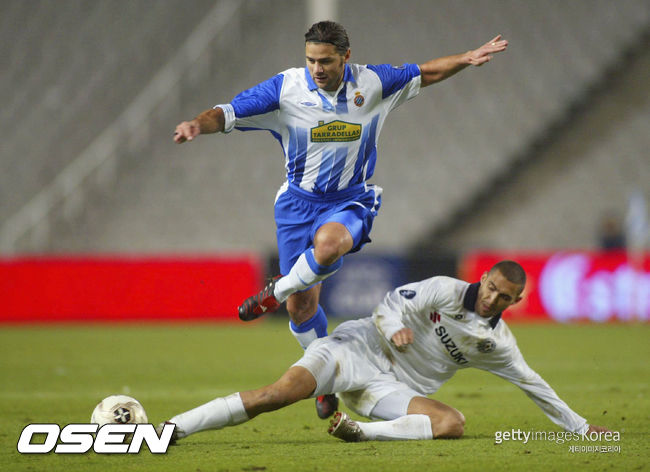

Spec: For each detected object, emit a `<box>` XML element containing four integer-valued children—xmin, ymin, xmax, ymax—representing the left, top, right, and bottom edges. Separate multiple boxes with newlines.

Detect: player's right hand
<box><xmin>391</xmin><ymin>327</ymin><xmax>414</xmax><ymax>352</ymax></box>
<box><xmin>173</xmin><ymin>120</ymin><xmax>200</xmax><ymax>143</ymax></box>
<box><xmin>587</xmin><ymin>424</ymin><xmax>612</xmax><ymax>434</ymax></box>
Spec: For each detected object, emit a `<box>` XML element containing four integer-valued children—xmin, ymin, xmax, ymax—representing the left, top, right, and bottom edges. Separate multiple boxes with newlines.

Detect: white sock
<box><xmin>169</xmin><ymin>392</ymin><xmax>248</xmax><ymax>438</ymax></box>
<box><xmin>290</xmin><ymin>324</ymin><xmax>318</xmax><ymax>349</ymax></box>
<box><xmin>274</xmin><ymin>250</ymin><xmax>341</xmax><ymax>302</ymax></box>
<box><xmin>357</xmin><ymin>415</ymin><xmax>433</xmax><ymax>441</ymax></box>
<box><xmin>288</xmin><ymin>306</ymin><xmax>328</xmax><ymax>349</ymax></box>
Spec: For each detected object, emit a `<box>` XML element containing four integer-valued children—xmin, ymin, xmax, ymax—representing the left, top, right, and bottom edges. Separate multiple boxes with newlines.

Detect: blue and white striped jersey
<box><xmin>216</xmin><ymin>63</ymin><xmax>421</xmax><ymax>195</ymax></box>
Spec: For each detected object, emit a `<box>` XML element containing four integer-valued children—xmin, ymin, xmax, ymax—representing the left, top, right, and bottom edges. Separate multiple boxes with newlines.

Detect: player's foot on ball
<box><xmin>156</xmin><ymin>421</ymin><xmax>185</xmax><ymax>445</ymax></box>
<box><xmin>238</xmin><ymin>276</ymin><xmax>282</xmax><ymax>321</ymax></box>
<box><xmin>316</xmin><ymin>394</ymin><xmax>339</xmax><ymax>419</ymax></box>
<box><xmin>328</xmin><ymin>411</ymin><xmax>367</xmax><ymax>442</ymax></box>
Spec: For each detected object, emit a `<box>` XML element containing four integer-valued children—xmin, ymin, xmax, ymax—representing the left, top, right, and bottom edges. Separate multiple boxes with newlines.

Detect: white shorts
<box><xmin>293</xmin><ymin>318</ymin><xmax>424</xmax><ymax>418</ymax></box>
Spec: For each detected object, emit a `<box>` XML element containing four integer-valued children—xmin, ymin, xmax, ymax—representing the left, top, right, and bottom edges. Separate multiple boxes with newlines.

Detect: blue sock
<box><xmin>289</xmin><ymin>305</ymin><xmax>329</xmax><ymax>349</ymax></box>
<box><xmin>304</xmin><ymin>248</ymin><xmax>343</xmax><ymax>276</ymax></box>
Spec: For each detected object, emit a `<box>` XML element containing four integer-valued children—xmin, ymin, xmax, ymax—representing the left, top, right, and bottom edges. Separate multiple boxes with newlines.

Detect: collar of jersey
<box><xmin>463</xmin><ymin>282</ymin><xmax>502</xmax><ymax>329</ymax></box>
<box><xmin>304</xmin><ymin>64</ymin><xmax>356</xmax><ymax>91</ymax></box>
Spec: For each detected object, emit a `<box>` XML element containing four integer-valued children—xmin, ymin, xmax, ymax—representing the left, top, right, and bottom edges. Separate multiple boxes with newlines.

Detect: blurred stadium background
<box><xmin>1</xmin><ymin>0</ymin><xmax>649</xmax><ymax>323</ymax></box>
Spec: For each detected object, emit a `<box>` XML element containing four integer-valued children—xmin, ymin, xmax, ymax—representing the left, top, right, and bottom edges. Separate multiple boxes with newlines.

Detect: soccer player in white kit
<box><xmin>160</xmin><ymin>261</ymin><xmax>610</xmax><ymax>442</ymax></box>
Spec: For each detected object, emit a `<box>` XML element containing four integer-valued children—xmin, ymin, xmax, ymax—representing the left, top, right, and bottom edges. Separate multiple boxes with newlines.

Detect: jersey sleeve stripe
<box><xmin>366</xmin><ymin>63</ymin><xmax>421</xmax><ymax>100</ymax></box>
<box><xmin>231</xmin><ymin>74</ymin><xmax>284</xmax><ymax>119</ymax></box>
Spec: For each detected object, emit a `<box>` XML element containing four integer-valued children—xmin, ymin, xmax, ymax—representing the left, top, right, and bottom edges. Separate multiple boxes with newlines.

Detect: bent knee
<box><xmin>312</xmin><ymin>241</ymin><xmax>343</xmax><ymax>266</ymax></box>
<box><xmin>313</xmin><ymin>229</ymin><xmax>351</xmax><ymax>265</ymax></box>
<box><xmin>432</xmin><ymin>410</ymin><xmax>465</xmax><ymax>439</ymax></box>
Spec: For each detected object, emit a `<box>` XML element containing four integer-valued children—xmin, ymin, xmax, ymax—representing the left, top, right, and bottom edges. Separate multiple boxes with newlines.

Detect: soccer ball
<box><xmin>91</xmin><ymin>395</ymin><xmax>148</xmax><ymax>426</ymax></box>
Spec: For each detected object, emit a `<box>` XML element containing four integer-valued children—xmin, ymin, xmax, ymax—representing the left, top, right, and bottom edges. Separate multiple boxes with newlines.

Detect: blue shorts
<box><xmin>274</xmin><ymin>183</ymin><xmax>383</xmax><ymax>275</ymax></box>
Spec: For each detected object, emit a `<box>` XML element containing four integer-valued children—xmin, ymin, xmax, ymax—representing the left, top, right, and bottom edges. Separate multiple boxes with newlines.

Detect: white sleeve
<box><xmin>484</xmin><ymin>346</ymin><xmax>589</xmax><ymax>434</ymax></box>
<box><xmin>372</xmin><ymin>277</ymin><xmax>446</xmax><ymax>342</ymax></box>
<box><xmin>214</xmin><ymin>104</ymin><xmax>236</xmax><ymax>133</ymax></box>
<box><xmin>372</xmin><ymin>287</ymin><xmax>408</xmax><ymax>341</ymax></box>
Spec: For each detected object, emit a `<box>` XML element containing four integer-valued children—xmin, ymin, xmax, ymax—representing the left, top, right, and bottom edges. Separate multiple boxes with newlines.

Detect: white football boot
<box><xmin>156</xmin><ymin>421</ymin><xmax>185</xmax><ymax>445</ymax></box>
<box><xmin>328</xmin><ymin>412</ymin><xmax>368</xmax><ymax>442</ymax></box>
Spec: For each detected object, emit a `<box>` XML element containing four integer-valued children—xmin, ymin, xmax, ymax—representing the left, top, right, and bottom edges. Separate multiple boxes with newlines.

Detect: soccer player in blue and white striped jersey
<box><xmin>174</xmin><ymin>21</ymin><xmax>507</xmax><ymax>418</ymax></box>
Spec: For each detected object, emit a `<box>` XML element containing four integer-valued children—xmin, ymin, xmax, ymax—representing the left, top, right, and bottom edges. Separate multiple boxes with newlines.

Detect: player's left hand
<box><xmin>467</xmin><ymin>35</ymin><xmax>508</xmax><ymax>66</ymax></box>
<box><xmin>587</xmin><ymin>424</ymin><xmax>612</xmax><ymax>434</ymax></box>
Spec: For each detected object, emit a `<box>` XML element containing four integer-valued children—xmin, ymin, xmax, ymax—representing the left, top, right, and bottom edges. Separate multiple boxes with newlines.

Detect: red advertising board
<box><xmin>461</xmin><ymin>251</ymin><xmax>650</xmax><ymax>322</ymax></box>
<box><xmin>0</xmin><ymin>255</ymin><xmax>264</xmax><ymax>322</ymax></box>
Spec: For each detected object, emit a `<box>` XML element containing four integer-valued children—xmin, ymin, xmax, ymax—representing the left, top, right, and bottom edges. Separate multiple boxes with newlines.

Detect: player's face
<box><xmin>476</xmin><ymin>270</ymin><xmax>523</xmax><ymax>317</ymax></box>
<box><xmin>305</xmin><ymin>42</ymin><xmax>350</xmax><ymax>92</ymax></box>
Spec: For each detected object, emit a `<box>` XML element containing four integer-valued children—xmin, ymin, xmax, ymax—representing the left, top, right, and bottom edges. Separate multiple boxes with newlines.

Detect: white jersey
<box><xmin>216</xmin><ymin>63</ymin><xmax>421</xmax><ymax>195</ymax></box>
<box><xmin>368</xmin><ymin>276</ymin><xmax>589</xmax><ymax>434</ymax></box>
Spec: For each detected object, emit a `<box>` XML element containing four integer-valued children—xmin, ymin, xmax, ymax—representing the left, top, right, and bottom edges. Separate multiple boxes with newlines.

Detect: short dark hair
<box><xmin>489</xmin><ymin>260</ymin><xmax>526</xmax><ymax>290</ymax></box>
<box><xmin>305</xmin><ymin>21</ymin><xmax>350</xmax><ymax>55</ymax></box>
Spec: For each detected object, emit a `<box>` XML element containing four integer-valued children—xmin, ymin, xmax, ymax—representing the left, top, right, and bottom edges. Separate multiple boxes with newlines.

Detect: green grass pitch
<box><xmin>1</xmin><ymin>320</ymin><xmax>648</xmax><ymax>471</ymax></box>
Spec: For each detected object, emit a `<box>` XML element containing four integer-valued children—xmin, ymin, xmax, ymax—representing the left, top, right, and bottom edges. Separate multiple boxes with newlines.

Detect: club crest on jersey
<box><xmin>477</xmin><ymin>338</ymin><xmax>496</xmax><ymax>353</ymax></box>
<box><xmin>353</xmin><ymin>91</ymin><xmax>365</xmax><ymax>107</ymax></box>
<box><xmin>311</xmin><ymin>120</ymin><xmax>362</xmax><ymax>143</ymax></box>
<box><xmin>399</xmin><ymin>289</ymin><xmax>416</xmax><ymax>299</ymax></box>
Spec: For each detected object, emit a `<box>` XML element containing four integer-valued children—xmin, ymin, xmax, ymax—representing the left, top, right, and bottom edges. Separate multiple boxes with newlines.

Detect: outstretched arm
<box><xmin>173</xmin><ymin>107</ymin><xmax>225</xmax><ymax>143</ymax></box>
<box><xmin>485</xmin><ymin>347</ymin><xmax>610</xmax><ymax>434</ymax></box>
<box><xmin>419</xmin><ymin>35</ymin><xmax>508</xmax><ymax>87</ymax></box>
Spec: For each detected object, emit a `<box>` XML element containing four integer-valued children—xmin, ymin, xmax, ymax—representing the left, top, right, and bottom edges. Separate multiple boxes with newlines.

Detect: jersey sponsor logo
<box><xmin>430</xmin><ymin>312</ymin><xmax>441</xmax><ymax>323</ymax></box>
<box><xmin>311</xmin><ymin>120</ymin><xmax>362</xmax><ymax>143</ymax></box>
<box><xmin>300</xmin><ymin>101</ymin><xmax>317</xmax><ymax>107</ymax></box>
<box><xmin>399</xmin><ymin>289</ymin><xmax>416</xmax><ymax>299</ymax></box>
<box><xmin>477</xmin><ymin>338</ymin><xmax>496</xmax><ymax>353</ymax></box>
<box><xmin>454</xmin><ymin>314</ymin><xmax>464</xmax><ymax>320</ymax></box>
<box><xmin>353</xmin><ymin>91</ymin><xmax>365</xmax><ymax>107</ymax></box>
<box><xmin>434</xmin><ymin>326</ymin><xmax>468</xmax><ymax>364</ymax></box>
